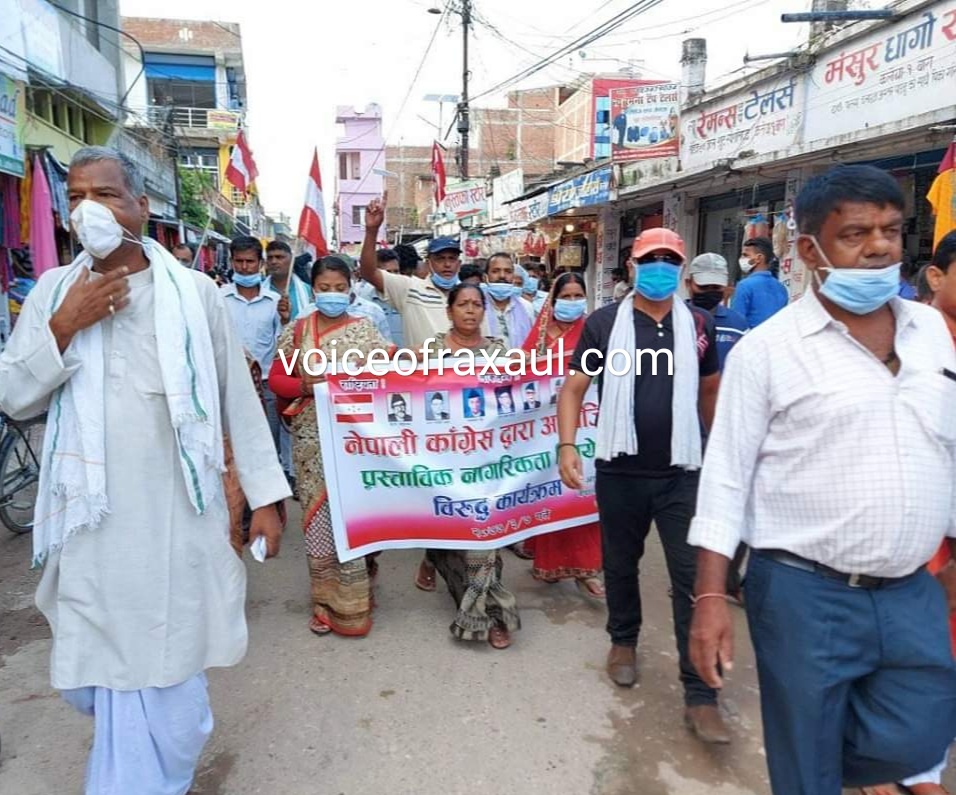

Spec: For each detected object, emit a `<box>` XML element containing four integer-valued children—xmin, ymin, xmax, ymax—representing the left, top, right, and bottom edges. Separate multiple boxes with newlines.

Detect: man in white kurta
<box><xmin>0</xmin><ymin>147</ymin><xmax>290</xmax><ymax>795</ymax></box>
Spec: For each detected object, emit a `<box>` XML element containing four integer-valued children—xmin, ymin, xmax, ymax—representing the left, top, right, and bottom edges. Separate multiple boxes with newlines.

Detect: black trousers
<box><xmin>595</xmin><ymin>468</ymin><xmax>716</xmax><ymax>706</ymax></box>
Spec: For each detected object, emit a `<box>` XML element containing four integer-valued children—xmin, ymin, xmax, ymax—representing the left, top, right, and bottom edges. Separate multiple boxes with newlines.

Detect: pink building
<box><xmin>334</xmin><ymin>104</ymin><xmax>385</xmax><ymax>250</ymax></box>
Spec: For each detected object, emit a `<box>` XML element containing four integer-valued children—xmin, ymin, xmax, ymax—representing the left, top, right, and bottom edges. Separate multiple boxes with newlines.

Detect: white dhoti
<box><xmin>61</xmin><ymin>673</ymin><xmax>213</xmax><ymax>795</ymax></box>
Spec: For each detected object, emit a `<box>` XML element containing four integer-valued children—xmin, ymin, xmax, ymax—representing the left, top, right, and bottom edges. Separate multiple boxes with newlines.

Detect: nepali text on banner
<box><xmin>314</xmin><ymin>365</ymin><xmax>600</xmax><ymax>562</ymax></box>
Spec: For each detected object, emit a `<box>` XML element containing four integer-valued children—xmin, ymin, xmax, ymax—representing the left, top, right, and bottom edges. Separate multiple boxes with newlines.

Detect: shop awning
<box><xmin>144</xmin><ymin>54</ymin><xmax>216</xmax><ymax>83</ymax></box>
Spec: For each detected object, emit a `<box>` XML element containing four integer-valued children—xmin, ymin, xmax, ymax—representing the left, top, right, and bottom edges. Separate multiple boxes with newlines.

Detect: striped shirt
<box><xmin>381</xmin><ymin>271</ymin><xmax>489</xmax><ymax>349</ymax></box>
<box><xmin>689</xmin><ymin>289</ymin><xmax>956</xmax><ymax>578</ymax></box>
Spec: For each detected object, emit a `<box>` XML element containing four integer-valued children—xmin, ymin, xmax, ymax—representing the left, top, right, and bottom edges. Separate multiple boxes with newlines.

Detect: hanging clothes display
<box><xmin>0</xmin><ymin>174</ymin><xmax>21</xmax><ymax>249</ymax></box>
<box><xmin>43</xmin><ymin>151</ymin><xmax>70</xmax><ymax>232</ymax></box>
<box><xmin>29</xmin><ymin>154</ymin><xmax>58</xmax><ymax>278</ymax></box>
<box><xmin>19</xmin><ymin>155</ymin><xmax>31</xmax><ymax>244</ymax></box>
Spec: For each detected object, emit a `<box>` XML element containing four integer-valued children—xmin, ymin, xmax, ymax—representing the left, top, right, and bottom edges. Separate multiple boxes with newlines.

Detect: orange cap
<box><xmin>631</xmin><ymin>227</ymin><xmax>686</xmax><ymax>262</ymax></box>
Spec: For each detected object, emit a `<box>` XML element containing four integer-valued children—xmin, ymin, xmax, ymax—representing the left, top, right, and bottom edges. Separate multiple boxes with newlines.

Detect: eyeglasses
<box><xmin>633</xmin><ymin>254</ymin><xmax>682</xmax><ymax>267</ymax></box>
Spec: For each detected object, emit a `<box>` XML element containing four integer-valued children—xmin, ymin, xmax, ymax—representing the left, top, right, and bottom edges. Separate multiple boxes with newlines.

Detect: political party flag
<box><xmin>224</xmin><ymin>130</ymin><xmax>258</xmax><ymax>193</ymax></box>
<box><xmin>431</xmin><ymin>141</ymin><xmax>447</xmax><ymax>206</ymax></box>
<box><xmin>333</xmin><ymin>393</ymin><xmax>374</xmax><ymax>424</ymax></box>
<box><xmin>928</xmin><ymin>141</ymin><xmax>956</xmax><ymax>249</ymax></box>
<box><xmin>298</xmin><ymin>148</ymin><xmax>330</xmax><ymax>258</ymax></box>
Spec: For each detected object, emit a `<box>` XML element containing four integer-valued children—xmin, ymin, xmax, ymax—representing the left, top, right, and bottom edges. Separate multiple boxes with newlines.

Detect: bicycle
<box><xmin>0</xmin><ymin>412</ymin><xmax>45</xmax><ymax>534</ymax></box>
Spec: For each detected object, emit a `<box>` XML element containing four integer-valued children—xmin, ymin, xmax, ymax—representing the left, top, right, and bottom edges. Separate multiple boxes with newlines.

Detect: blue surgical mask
<box><xmin>635</xmin><ymin>261</ymin><xmax>681</xmax><ymax>301</ymax></box>
<box><xmin>553</xmin><ymin>298</ymin><xmax>586</xmax><ymax>322</ymax></box>
<box><xmin>314</xmin><ymin>291</ymin><xmax>350</xmax><ymax>318</ymax></box>
<box><xmin>431</xmin><ymin>270</ymin><xmax>460</xmax><ymax>290</ymax></box>
<box><xmin>486</xmin><ymin>282</ymin><xmax>518</xmax><ymax>302</ymax></box>
<box><xmin>808</xmin><ymin>236</ymin><xmax>900</xmax><ymax>315</ymax></box>
<box><xmin>523</xmin><ymin>276</ymin><xmax>540</xmax><ymax>295</ymax></box>
<box><xmin>233</xmin><ymin>272</ymin><xmax>262</xmax><ymax>288</ymax></box>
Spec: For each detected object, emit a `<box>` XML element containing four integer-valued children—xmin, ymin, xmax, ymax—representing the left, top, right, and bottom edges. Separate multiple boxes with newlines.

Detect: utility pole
<box><xmin>458</xmin><ymin>0</ymin><xmax>471</xmax><ymax>180</ymax></box>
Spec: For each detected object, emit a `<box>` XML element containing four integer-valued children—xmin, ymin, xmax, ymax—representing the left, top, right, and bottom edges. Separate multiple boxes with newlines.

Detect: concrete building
<box><xmin>334</xmin><ymin>104</ymin><xmax>385</xmax><ymax>251</ymax></box>
<box><xmin>120</xmin><ymin>16</ymin><xmax>262</xmax><ymax>236</ymax></box>
<box><xmin>383</xmin><ymin>144</ymin><xmax>435</xmax><ymax>245</ymax></box>
<box><xmin>470</xmin><ymin>87</ymin><xmax>559</xmax><ymax>181</ymax></box>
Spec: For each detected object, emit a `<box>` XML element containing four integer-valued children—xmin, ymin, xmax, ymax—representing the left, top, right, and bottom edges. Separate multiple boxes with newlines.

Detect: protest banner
<box><xmin>314</xmin><ymin>362</ymin><xmax>600</xmax><ymax>562</ymax></box>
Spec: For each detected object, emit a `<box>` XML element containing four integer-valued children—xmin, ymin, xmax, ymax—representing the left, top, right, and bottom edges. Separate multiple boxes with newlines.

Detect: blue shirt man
<box><xmin>732</xmin><ymin>237</ymin><xmax>788</xmax><ymax>327</ymax></box>
<box><xmin>684</xmin><ymin>252</ymin><xmax>749</xmax><ymax>371</ymax></box>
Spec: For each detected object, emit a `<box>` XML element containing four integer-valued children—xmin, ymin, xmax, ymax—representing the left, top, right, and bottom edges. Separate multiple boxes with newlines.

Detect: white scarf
<box><xmin>32</xmin><ymin>240</ymin><xmax>224</xmax><ymax>567</ymax></box>
<box><xmin>594</xmin><ymin>293</ymin><xmax>702</xmax><ymax>469</ymax></box>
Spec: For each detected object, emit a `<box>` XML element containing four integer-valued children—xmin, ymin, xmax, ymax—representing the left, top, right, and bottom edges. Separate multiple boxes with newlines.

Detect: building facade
<box><xmin>334</xmin><ymin>104</ymin><xmax>385</xmax><ymax>250</ymax></box>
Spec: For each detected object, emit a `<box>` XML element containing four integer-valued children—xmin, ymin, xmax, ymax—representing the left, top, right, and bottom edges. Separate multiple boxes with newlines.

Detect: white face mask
<box><xmin>738</xmin><ymin>257</ymin><xmax>756</xmax><ymax>274</ymax></box>
<box><xmin>70</xmin><ymin>199</ymin><xmax>142</xmax><ymax>260</ymax></box>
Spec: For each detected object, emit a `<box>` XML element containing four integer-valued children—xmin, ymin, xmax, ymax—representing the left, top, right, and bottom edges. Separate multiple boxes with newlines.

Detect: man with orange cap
<box><xmin>556</xmin><ymin>226</ymin><xmax>728</xmax><ymax>743</ymax></box>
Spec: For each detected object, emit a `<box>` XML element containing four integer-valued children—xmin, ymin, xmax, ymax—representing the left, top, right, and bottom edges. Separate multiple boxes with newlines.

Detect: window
<box><xmin>352</xmin><ymin>205</ymin><xmax>365</xmax><ymax>226</ymax></box>
<box><xmin>179</xmin><ymin>150</ymin><xmax>220</xmax><ymax>190</ymax></box>
<box><xmin>339</xmin><ymin>152</ymin><xmax>361</xmax><ymax>181</ymax></box>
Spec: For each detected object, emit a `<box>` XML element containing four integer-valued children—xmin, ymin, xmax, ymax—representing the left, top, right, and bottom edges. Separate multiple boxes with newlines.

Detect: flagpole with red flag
<box><xmin>298</xmin><ymin>148</ymin><xmax>330</xmax><ymax>258</ymax></box>
<box><xmin>431</xmin><ymin>141</ymin><xmax>447</xmax><ymax>209</ymax></box>
<box><xmin>225</xmin><ymin>130</ymin><xmax>259</xmax><ymax>194</ymax></box>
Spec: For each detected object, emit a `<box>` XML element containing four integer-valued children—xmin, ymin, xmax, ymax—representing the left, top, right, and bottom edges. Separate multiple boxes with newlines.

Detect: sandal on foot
<box><xmin>309</xmin><ymin>616</ymin><xmax>332</xmax><ymax>636</ymax></box>
<box><xmin>576</xmin><ymin>577</ymin><xmax>606</xmax><ymax>599</ymax></box>
<box><xmin>488</xmin><ymin>625</ymin><xmax>511</xmax><ymax>650</ymax></box>
<box><xmin>415</xmin><ymin>559</ymin><xmax>437</xmax><ymax>592</ymax></box>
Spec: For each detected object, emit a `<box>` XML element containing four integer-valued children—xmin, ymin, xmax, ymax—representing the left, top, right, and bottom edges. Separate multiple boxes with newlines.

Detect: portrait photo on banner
<box><xmin>463</xmin><ymin>387</ymin><xmax>486</xmax><ymax>419</ymax></box>
<box><xmin>494</xmin><ymin>385</ymin><xmax>516</xmax><ymax>416</ymax></box>
<box><xmin>426</xmin><ymin>390</ymin><xmax>451</xmax><ymax>422</ymax></box>
<box><xmin>521</xmin><ymin>381</ymin><xmax>542</xmax><ymax>412</ymax></box>
<box><xmin>387</xmin><ymin>392</ymin><xmax>412</xmax><ymax>424</ymax></box>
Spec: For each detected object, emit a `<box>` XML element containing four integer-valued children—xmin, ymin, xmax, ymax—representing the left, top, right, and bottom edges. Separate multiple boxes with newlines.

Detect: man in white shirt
<box><xmin>221</xmin><ymin>237</ymin><xmax>283</xmax><ymax>462</ymax></box>
<box><xmin>0</xmin><ymin>146</ymin><xmax>289</xmax><ymax>794</ymax></box>
<box><xmin>688</xmin><ymin>164</ymin><xmax>956</xmax><ymax>794</ymax></box>
<box><xmin>484</xmin><ymin>252</ymin><xmax>534</xmax><ymax>349</ymax></box>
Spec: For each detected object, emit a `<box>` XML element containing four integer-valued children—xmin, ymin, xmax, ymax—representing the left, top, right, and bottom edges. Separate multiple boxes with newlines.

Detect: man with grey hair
<box><xmin>0</xmin><ymin>146</ymin><xmax>289</xmax><ymax>794</ymax></box>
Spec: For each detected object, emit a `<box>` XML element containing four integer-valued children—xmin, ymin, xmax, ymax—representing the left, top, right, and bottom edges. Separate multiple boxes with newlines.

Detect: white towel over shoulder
<box><xmin>594</xmin><ymin>294</ymin><xmax>702</xmax><ymax>469</ymax></box>
<box><xmin>33</xmin><ymin>239</ymin><xmax>224</xmax><ymax>567</ymax></box>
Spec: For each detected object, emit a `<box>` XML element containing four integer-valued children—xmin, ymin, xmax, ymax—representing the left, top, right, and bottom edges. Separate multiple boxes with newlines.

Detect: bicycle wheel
<box><xmin>0</xmin><ymin>416</ymin><xmax>44</xmax><ymax>534</ymax></box>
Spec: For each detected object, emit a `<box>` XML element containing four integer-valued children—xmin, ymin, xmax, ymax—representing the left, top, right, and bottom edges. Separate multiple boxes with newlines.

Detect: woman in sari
<box><xmin>427</xmin><ymin>283</ymin><xmax>521</xmax><ymax>650</ymax></box>
<box><xmin>519</xmin><ymin>272</ymin><xmax>605</xmax><ymax>600</ymax></box>
<box><xmin>269</xmin><ymin>256</ymin><xmax>394</xmax><ymax>637</ymax></box>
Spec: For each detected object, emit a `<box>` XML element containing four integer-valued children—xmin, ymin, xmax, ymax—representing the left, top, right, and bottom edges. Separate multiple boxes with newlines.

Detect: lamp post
<box><xmin>428</xmin><ymin>1</ymin><xmax>471</xmax><ymax>179</ymax></box>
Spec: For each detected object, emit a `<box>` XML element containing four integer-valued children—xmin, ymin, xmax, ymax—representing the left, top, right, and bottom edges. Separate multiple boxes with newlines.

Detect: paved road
<box><xmin>1</xmin><ymin>505</ymin><xmax>951</xmax><ymax>794</ymax></box>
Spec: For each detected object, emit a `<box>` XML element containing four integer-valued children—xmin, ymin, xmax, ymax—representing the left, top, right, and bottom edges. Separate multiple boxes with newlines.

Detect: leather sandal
<box><xmin>415</xmin><ymin>559</ymin><xmax>437</xmax><ymax>592</ymax></box>
<box><xmin>488</xmin><ymin>625</ymin><xmax>511</xmax><ymax>649</ymax></box>
<box><xmin>309</xmin><ymin>616</ymin><xmax>332</xmax><ymax>636</ymax></box>
<box><xmin>576</xmin><ymin>577</ymin><xmax>606</xmax><ymax>599</ymax></box>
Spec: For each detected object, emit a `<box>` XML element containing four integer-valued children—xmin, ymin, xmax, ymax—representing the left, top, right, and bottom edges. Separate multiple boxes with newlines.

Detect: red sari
<box><xmin>518</xmin><ymin>306</ymin><xmax>602</xmax><ymax>582</ymax></box>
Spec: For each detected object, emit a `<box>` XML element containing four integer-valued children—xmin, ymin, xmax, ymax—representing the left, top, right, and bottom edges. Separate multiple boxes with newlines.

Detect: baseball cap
<box><xmin>631</xmin><ymin>227</ymin><xmax>686</xmax><ymax>262</ymax></box>
<box><xmin>427</xmin><ymin>236</ymin><xmax>462</xmax><ymax>255</ymax></box>
<box><xmin>688</xmin><ymin>253</ymin><xmax>729</xmax><ymax>287</ymax></box>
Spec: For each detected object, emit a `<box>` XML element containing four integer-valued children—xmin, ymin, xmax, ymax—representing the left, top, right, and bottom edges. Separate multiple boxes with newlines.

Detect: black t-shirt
<box><xmin>569</xmin><ymin>302</ymin><xmax>719</xmax><ymax>476</ymax></box>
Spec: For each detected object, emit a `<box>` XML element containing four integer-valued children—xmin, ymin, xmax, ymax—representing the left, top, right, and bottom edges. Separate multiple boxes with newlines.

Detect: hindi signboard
<box><xmin>443</xmin><ymin>180</ymin><xmax>488</xmax><ymax>220</ymax></box>
<box><xmin>804</xmin><ymin>2</ymin><xmax>956</xmax><ymax>143</ymax></box>
<box><xmin>547</xmin><ymin>167</ymin><xmax>613</xmax><ymax>216</ymax></box>
<box><xmin>680</xmin><ymin>74</ymin><xmax>805</xmax><ymax>172</ymax></box>
<box><xmin>507</xmin><ymin>194</ymin><xmax>549</xmax><ymax>227</ymax></box>
<box><xmin>314</xmin><ymin>364</ymin><xmax>600</xmax><ymax>562</ymax></box>
<box><xmin>0</xmin><ymin>72</ymin><xmax>25</xmax><ymax>178</ymax></box>
<box><xmin>609</xmin><ymin>82</ymin><xmax>680</xmax><ymax>163</ymax></box>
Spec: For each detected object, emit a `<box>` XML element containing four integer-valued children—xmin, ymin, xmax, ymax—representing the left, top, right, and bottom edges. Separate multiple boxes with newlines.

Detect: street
<box><xmin>1</xmin><ymin>503</ymin><xmax>953</xmax><ymax>795</ymax></box>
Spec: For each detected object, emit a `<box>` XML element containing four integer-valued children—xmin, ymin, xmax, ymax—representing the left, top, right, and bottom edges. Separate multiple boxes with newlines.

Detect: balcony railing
<box><xmin>143</xmin><ymin>106</ymin><xmax>241</xmax><ymax>132</ymax></box>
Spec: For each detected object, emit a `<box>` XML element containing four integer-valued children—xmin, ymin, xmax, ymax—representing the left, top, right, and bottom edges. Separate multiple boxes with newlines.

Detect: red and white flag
<box><xmin>333</xmin><ymin>393</ymin><xmax>374</xmax><ymax>424</ymax></box>
<box><xmin>431</xmin><ymin>141</ymin><xmax>447</xmax><ymax>206</ymax></box>
<box><xmin>224</xmin><ymin>130</ymin><xmax>259</xmax><ymax>193</ymax></box>
<box><xmin>298</xmin><ymin>148</ymin><xmax>330</xmax><ymax>258</ymax></box>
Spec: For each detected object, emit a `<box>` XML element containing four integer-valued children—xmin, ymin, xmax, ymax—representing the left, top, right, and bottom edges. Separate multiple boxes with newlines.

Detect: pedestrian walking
<box><xmin>688</xmin><ymin>165</ymin><xmax>956</xmax><ymax>795</ymax></box>
<box><xmin>0</xmin><ymin>146</ymin><xmax>289</xmax><ymax>795</ymax></box>
<box><xmin>557</xmin><ymin>226</ymin><xmax>728</xmax><ymax>744</ymax></box>
<box><xmin>268</xmin><ymin>256</ymin><xmax>394</xmax><ymax>637</ymax></box>
<box><xmin>732</xmin><ymin>236</ymin><xmax>788</xmax><ymax>326</ymax></box>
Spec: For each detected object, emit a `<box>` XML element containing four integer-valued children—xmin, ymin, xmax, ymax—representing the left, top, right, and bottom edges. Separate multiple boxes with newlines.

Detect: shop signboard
<box><xmin>443</xmin><ymin>180</ymin><xmax>488</xmax><ymax>220</ymax></box>
<box><xmin>0</xmin><ymin>72</ymin><xmax>25</xmax><ymax>178</ymax></box>
<box><xmin>680</xmin><ymin>73</ymin><xmax>805</xmax><ymax>172</ymax></box>
<box><xmin>547</xmin><ymin>167</ymin><xmax>613</xmax><ymax>216</ymax></box>
<box><xmin>507</xmin><ymin>194</ymin><xmax>549</xmax><ymax>227</ymax></box>
<box><xmin>489</xmin><ymin>168</ymin><xmax>525</xmax><ymax>222</ymax></box>
<box><xmin>609</xmin><ymin>82</ymin><xmax>681</xmax><ymax>163</ymax></box>
<box><xmin>207</xmin><ymin>110</ymin><xmax>240</xmax><ymax>132</ymax></box>
<box><xmin>804</xmin><ymin>2</ymin><xmax>956</xmax><ymax>143</ymax></box>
